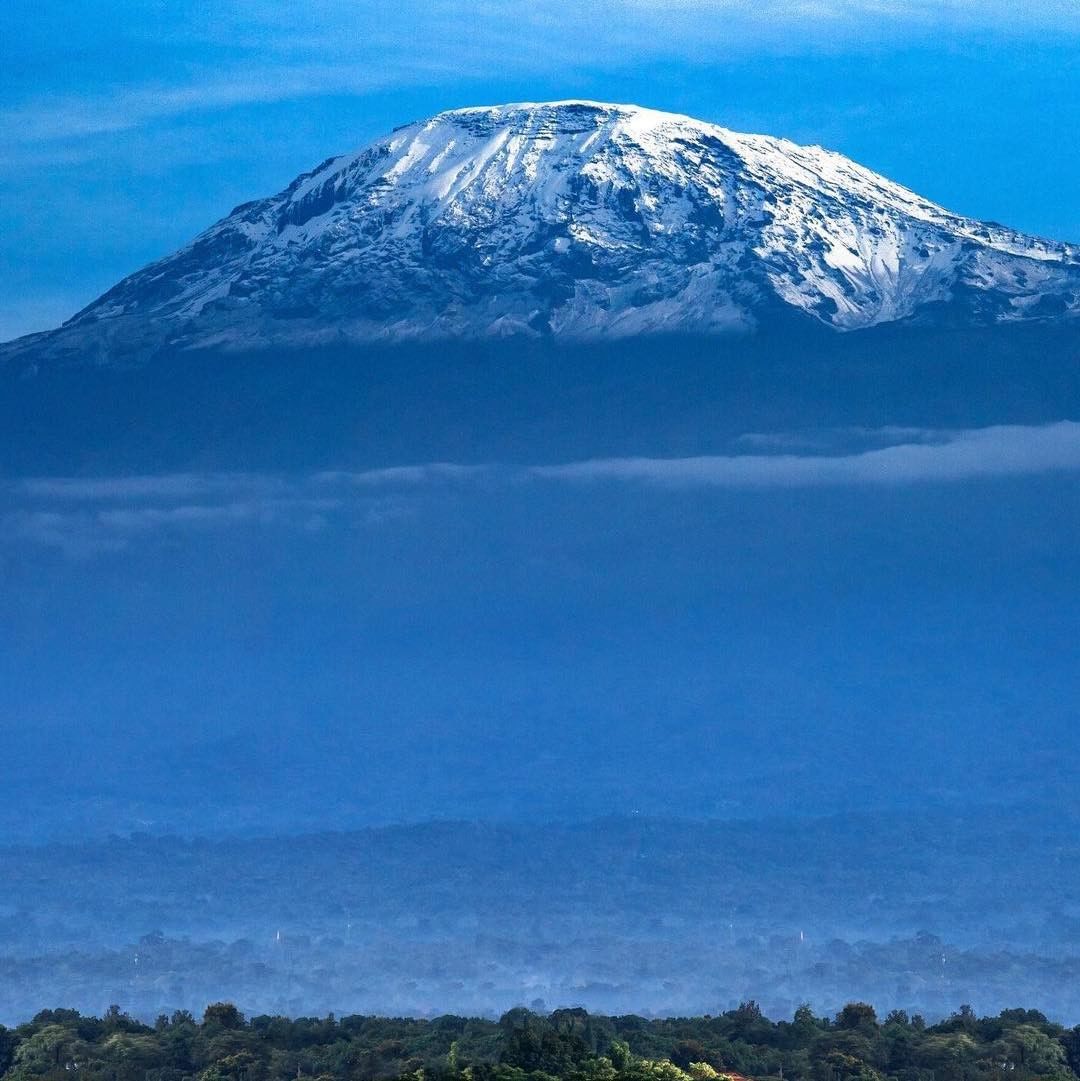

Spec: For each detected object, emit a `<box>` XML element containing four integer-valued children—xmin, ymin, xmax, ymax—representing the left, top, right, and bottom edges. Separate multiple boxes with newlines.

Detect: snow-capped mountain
<box><xmin>11</xmin><ymin>101</ymin><xmax>1080</xmax><ymax>356</ymax></box>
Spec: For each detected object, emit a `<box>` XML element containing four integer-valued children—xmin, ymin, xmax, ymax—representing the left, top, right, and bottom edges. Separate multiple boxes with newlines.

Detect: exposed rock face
<box><xmin>7</xmin><ymin>100</ymin><xmax>1080</xmax><ymax>360</ymax></box>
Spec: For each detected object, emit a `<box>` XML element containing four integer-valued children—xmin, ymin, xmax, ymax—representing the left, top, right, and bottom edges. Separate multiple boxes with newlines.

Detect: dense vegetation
<box><xmin>3</xmin><ymin>1003</ymin><xmax>1080</xmax><ymax>1081</ymax></box>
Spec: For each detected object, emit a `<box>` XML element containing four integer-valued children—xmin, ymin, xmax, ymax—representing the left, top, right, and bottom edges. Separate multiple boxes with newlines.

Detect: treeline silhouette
<box><xmin>2</xmin><ymin>1002</ymin><xmax>1080</xmax><ymax>1081</ymax></box>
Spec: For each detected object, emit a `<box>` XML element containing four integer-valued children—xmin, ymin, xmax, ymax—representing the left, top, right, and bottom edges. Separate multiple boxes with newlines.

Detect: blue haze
<box><xmin>4</xmin><ymin>0</ymin><xmax>1080</xmax><ymax>1023</ymax></box>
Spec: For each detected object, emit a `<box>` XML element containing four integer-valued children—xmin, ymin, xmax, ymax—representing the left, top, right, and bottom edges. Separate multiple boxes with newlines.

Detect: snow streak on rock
<box><xmin>22</xmin><ymin>101</ymin><xmax>1080</xmax><ymax>352</ymax></box>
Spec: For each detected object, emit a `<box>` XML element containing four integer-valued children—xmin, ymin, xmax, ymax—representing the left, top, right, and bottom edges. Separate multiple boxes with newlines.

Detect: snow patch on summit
<box><xmin>30</xmin><ymin>100</ymin><xmax>1080</xmax><ymax>351</ymax></box>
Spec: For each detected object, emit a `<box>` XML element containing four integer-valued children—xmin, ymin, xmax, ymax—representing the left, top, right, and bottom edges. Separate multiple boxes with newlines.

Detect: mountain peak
<box><xmin>433</xmin><ymin>99</ymin><xmax>678</xmax><ymax>124</ymax></box>
<box><xmin>9</xmin><ymin>101</ymin><xmax>1080</xmax><ymax>358</ymax></box>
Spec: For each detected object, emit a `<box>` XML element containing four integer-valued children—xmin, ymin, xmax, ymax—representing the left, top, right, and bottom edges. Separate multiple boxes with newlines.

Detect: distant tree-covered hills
<box><xmin>4</xmin><ymin>811</ymin><xmax>1080</xmax><ymax>1024</ymax></box>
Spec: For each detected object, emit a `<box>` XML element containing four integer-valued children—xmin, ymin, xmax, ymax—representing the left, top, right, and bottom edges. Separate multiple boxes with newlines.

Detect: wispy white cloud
<box><xmin>4</xmin><ymin>0</ymin><xmax>1077</xmax><ymax>150</ymax></box>
<box><xmin>5</xmin><ymin>423</ymin><xmax>1080</xmax><ymax>556</ymax></box>
<box><xmin>92</xmin><ymin>499</ymin><xmax>342</xmax><ymax>533</ymax></box>
<box><xmin>16</xmin><ymin>473</ymin><xmax>289</xmax><ymax>502</ymax></box>
<box><xmin>620</xmin><ymin>0</ymin><xmax>1080</xmax><ymax>27</ymax></box>
<box><xmin>1</xmin><ymin>509</ymin><xmax>129</xmax><ymax>558</ymax></box>
<box><xmin>313</xmin><ymin>464</ymin><xmax>489</xmax><ymax>487</ymax></box>
<box><xmin>0</xmin><ymin>464</ymin><xmax>477</xmax><ymax>555</ymax></box>
<box><xmin>531</xmin><ymin>422</ymin><xmax>1080</xmax><ymax>487</ymax></box>
<box><xmin>0</xmin><ymin>62</ymin><xmax>462</xmax><ymax>146</ymax></box>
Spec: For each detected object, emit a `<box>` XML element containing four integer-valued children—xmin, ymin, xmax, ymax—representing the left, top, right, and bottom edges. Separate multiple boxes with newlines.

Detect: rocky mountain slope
<box><xmin>6</xmin><ymin>100</ymin><xmax>1080</xmax><ymax>362</ymax></box>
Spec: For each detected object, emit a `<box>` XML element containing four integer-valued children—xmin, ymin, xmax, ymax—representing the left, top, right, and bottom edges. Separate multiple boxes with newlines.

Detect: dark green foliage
<box><xmin>0</xmin><ymin>1027</ymin><xmax>14</xmax><ymax>1077</ymax></box>
<box><xmin>0</xmin><ymin>1004</ymin><xmax>1078</xmax><ymax>1081</ymax></box>
<box><xmin>203</xmin><ymin>1006</ymin><xmax>246</xmax><ymax>1033</ymax></box>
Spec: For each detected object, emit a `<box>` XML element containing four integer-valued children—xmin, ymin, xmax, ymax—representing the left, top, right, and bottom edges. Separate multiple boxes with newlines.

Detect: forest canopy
<box><xmin>3</xmin><ymin>1003</ymin><xmax>1080</xmax><ymax>1081</ymax></box>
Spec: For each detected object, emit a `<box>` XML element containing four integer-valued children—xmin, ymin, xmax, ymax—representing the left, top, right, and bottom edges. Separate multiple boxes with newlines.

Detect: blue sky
<box><xmin>2</xmin><ymin>0</ymin><xmax>1079</xmax><ymax>342</ymax></box>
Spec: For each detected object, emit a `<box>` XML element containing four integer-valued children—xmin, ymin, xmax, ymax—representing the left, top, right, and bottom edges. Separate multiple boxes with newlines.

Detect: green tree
<box><xmin>837</xmin><ymin>1006</ymin><xmax>879</xmax><ymax>1033</ymax></box>
<box><xmin>990</xmin><ymin>1025</ymin><xmax>1068</xmax><ymax>1076</ymax></box>
<box><xmin>7</xmin><ymin>1024</ymin><xmax>92</xmax><ymax>1081</ymax></box>
<box><xmin>204</xmin><ymin>1005</ymin><xmax>246</xmax><ymax>1032</ymax></box>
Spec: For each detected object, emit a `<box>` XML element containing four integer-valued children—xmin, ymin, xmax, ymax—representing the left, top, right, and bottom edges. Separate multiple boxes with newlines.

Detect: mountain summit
<box><xmin>11</xmin><ymin>101</ymin><xmax>1080</xmax><ymax>356</ymax></box>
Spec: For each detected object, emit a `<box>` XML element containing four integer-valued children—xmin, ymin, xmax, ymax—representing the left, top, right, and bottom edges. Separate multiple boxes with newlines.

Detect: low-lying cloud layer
<box><xmin>531</xmin><ymin>421</ymin><xmax>1080</xmax><ymax>487</ymax></box>
<box><xmin>5</xmin><ymin>422</ymin><xmax>1079</xmax><ymax>555</ymax></box>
